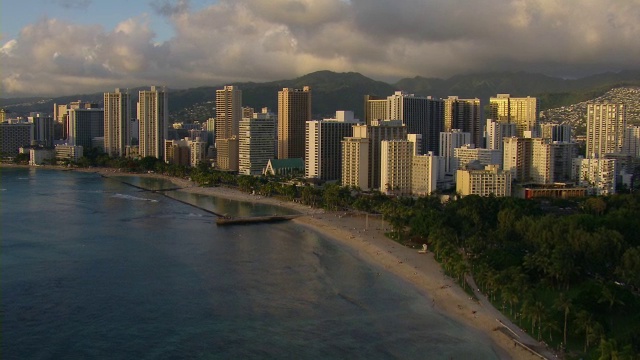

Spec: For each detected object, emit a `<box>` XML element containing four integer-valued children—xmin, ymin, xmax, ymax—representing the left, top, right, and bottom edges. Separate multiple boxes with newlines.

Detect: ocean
<box><xmin>1</xmin><ymin>167</ymin><xmax>500</xmax><ymax>359</ymax></box>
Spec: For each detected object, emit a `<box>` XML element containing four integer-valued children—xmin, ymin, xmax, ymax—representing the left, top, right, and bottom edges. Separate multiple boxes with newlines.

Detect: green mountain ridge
<box><xmin>3</xmin><ymin>70</ymin><xmax>640</xmax><ymax>122</ymax></box>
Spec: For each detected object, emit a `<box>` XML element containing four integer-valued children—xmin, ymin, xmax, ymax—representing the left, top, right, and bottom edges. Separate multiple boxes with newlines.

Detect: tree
<box><xmin>555</xmin><ymin>293</ymin><xmax>573</xmax><ymax>349</ymax></box>
<box><xmin>598</xmin><ymin>338</ymin><xmax>620</xmax><ymax>360</ymax></box>
<box><xmin>574</xmin><ymin>310</ymin><xmax>602</xmax><ymax>353</ymax></box>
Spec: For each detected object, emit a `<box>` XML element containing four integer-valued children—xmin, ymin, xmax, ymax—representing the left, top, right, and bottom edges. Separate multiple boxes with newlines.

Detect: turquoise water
<box><xmin>1</xmin><ymin>167</ymin><xmax>500</xmax><ymax>359</ymax></box>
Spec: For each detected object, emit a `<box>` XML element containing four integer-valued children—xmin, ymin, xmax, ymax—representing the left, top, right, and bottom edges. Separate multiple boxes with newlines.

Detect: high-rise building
<box><xmin>439</xmin><ymin>129</ymin><xmax>471</xmax><ymax>175</ymax></box>
<box><xmin>412</xmin><ymin>152</ymin><xmax>442</xmax><ymax>196</ymax></box>
<box><xmin>485</xmin><ymin>118</ymin><xmax>517</xmax><ymax>151</ymax></box>
<box><xmin>586</xmin><ymin>103</ymin><xmax>626</xmax><ymax>158</ymax></box>
<box><xmin>239</xmin><ymin>109</ymin><xmax>276</xmax><ymax>176</ymax></box>
<box><xmin>364</xmin><ymin>95</ymin><xmax>387</xmax><ymax>125</ymax></box>
<box><xmin>215</xmin><ymin>86</ymin><xmax>242</xmax><ymax>170</ymax></box>
<box><xmin>489</xmin><ymin>94</ymin><xmax>538</xmax><ymax>137</ymax></box>
<box><xmin>387</xmin><ymin>91</ymin><xmax>444</xmax><ymax>154</ymax></box>
<box><xmin>551</xmin><ymin>142</ymin><xmax>578</xmax><ymax>183</ymax></box>
<box><xmin>67</xmin><ymin>108</ymin><xmax>104</xmax><ymax>150</ymax></box>
<box><xmin>138</xmin><ymin>86</ymin><xmax>168</xmax><ymax>159</ymax></box>
<box><xmin>0</xmin><ymin>122</ymin><xmax>33</xmax><ymax>156</ymax></box>
<box><xmin>503</xmin><ymin>136</ymin><xmax>532</xmax><ymax>183</ymax></box>
<box><xmin>531</xmin><ymin>138</ymin><xmax>553</xmax><ymax>184</ymax></box>
<box><xmin>444</xmin><ymin>96</ymin><xmax>482</xmax><ymax>148</ymax></box>
<box><xmin>341</xmin><ymin>137</ymin><xmax>370</xmax><ymax>190</ymax></box>
<box><xmin>540</xmin><ymin>123</ymin><xmax>572</xmax><ymax>143</ymax></box>
<box><xmin>164</xmin><ymin>139</ymin><xmax>190</xmax><ymax>166</ymax></box>
<box><xmin>573</xmin><ymin>157</ymin><xmax>616</xmax><ymax>195</ymax></box>
<box><xmin>352</xmin><ymin>119</ymin><xmax>407</xmax><ymax>190</ymax></box>
<box><xmin>205</xmin><ymin>118</ymin><xmax>215</xmax><ymax>147</ymax></box>
<box><xmin>278</xmin><ymin>86</ymin><xmax>311</xmax><ymax>159</ymax></box>
<box><xmin>456</xmin><ymin>164</ymin><xmax>512</xmax><ymax>197</ymax></box>
<box><xmin>189</xmin><ymin>137</ymin><xmax>207</xmax><ymax>167</ymax></box>
<box><xmin>380</xmin><ymin>139</ymin><xmax>414</xmax><ymax>195</ymax></box>
<box><xmin>104</xmin><ymin>88</ymin><xmax>131</xmax><ymax>157</ymax></box>
<box><xmin>305</xmin><ymin>111</ymin><xmax>362</xmax><ymax>180</ymax></box>
<box><xmin>622</xmin><ymin>125</ymin><xmax>640</xmax><ymax>157</ymax></box>
<box><xmin>28</xmin><ymin>113</ymin><xmax>54</xmax><ymax>147</ymax></box>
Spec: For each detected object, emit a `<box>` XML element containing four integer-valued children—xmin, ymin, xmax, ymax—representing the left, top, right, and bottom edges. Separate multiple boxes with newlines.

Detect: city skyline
<box><xmin>2</xmin><ymin>0</ymin><xmax>640</xmax><ymax>97</ymax></box>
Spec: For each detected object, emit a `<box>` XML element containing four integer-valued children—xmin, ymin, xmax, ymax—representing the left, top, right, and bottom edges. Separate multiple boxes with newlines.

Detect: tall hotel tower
<box><xmin>387</xmin><ymin>91</ymin><xmax>444</xmax><ymax>155</ymax></box>
<box><xmin>489</xmin><ymin>94</ymin><xmax>538</xmax><ymax>137</ymax></box>
<box><xmin>215</xmin><ymin>86</ymin><xmax>242</xmax><ymax>170</ymax></box>
<box><xmin>138</xmin><ymin>86</ymin><xmax>168</xmax><ymax>159</ymax></box>
<box><xmin>443</xmin><ymin>96</ymin><xmax>482</xmax><ymax>148</ymax></box>
<box><xmin>278</xmin><ymin>87</ymin><xmax>311</xmax><ymax>159</ymax></box>
<box><xmin>586</xmin><ymin>103</ymin><xmax>626</xmax><ymax>158</ymax></box>
<box><xmin>104</xmin><ymin>88</ymin><xmax>131</xmax><ymax>157</ymax></box>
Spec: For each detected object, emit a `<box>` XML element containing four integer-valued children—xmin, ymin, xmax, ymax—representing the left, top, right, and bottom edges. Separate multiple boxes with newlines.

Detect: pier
<box><xmin>216</xmin><ymin>214</ymin><xmax>300</xmax><ymax>226</ymax></box>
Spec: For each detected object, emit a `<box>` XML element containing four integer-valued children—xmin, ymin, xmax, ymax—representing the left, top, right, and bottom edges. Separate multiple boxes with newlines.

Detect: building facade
<box><xmin>456</xmin><ymin>165</ymin><xmax>512</xmax><ymax>197</ymax></box>
<box><xmin>341</xmin><ymin>137</ymin><xmax>370</xmax><ymax>190</ymax></box>
<box><xmin>440</xmin><ymin>129</ymin><xmax>471</xmax><ymax>175</ymax></box>
<box><xmin>411</xmin><ymin>152</ymin><xmax>442</xmax><ymax>196</ymax></box>
<box><xmin>104</xmin><ymin>88</ymin><xmax>131</xmax><ymax>157</ymax></box>
<box><xmin>305</xmin><ymin>111</ymin><xmax>361</xmax><ymax>181</ymax></box>
<box><xmin>380</xmin><ymin>140</ymin><xmax>414</xmax><ymax>196</ymax></box>
<box><xmin>138</xmin><ymin>86</ymin><xmax>168</xmax><ymax>159</ymax></box>
<box><xmin>489</xmin><ymin>94</ymin><xmax>538</xmax><ymax>137</ymax></box>
<box><xmin>278</xmin><ymin>86</ymin><xmax>311</xmax><ymax>159</ymax></box>
<box><xmin>586</xmin><ymin>103</ymin><xmax>626</xmax><ymax>158</ymax></box>
<box><xmin>444</xmin><ymin>96</ymin><xmax>482</xmax><ymax>148</ymax></box>
<box><xmin>239</xmin><ymin>110</ymin><xmax>276</xmax><ymax>176</ymax></box>
<box><xmin>573</xmin><ymin>157</ymin><xmax>616</xmax><ymax>195</ymax></box>
<box><xmin>387</xmin><ymin>91</ymin><xmax>444</xmax><ymax>155</ymax></box>
<box><xmin>68</xmin><ymin>108</ymin><xmax>104</xmax><ymax>150</ymax></box>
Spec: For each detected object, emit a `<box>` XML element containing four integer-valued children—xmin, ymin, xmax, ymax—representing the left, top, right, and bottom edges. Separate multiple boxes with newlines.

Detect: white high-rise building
<box><xmin>485</xmin><ymin>118</ymin><xmax>517</xmax><ymax>151</ymax></box>
<box><xmin>573</xmin><ymin>157</ymin><xmax>616</xmax><ymax>195</ymax></box>
<box><xmin>104</xmin><ymin>88</ymin><xmax>131</xmax><ymax>157</ymax></box>
<box><xmin>439</xmin><ymin>129</ymin><xmax>471</xmax><ymax>175</ymax></box>
<box><xmin>189</xmin><ymin>137</ymin><xmax>207</xmax><ymax>167</ymax></box>
<box><xmin>380</xmin><ymin>139</ymin><xmax>414</xmax><ymax>195</ymax></box>
<box><xmin>239</xmin><ymin>109</ymin><xmax>276</xmax><ymax>175</ymax></box>
<box><xmin>305</xmin><ymin>111</ymin><xmax>361</xmax><ymax>180</ymax></box>
<box><xmin>586</xmin><ymin>103</ymin><xmax>626</xmax><ymax>158</ymax></box>
<box><xmin>138</xmin><ymin>86</ymin><xmax>168</xmax><ymax>159</ymax></box>
<box><xmin>412</xmin><ymin>152</ymin><xmax>442</xmax><ymax>196</ymax></box>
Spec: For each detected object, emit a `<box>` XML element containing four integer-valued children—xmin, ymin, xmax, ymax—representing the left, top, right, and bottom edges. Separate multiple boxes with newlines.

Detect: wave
<box><xmin>111</xmin><ymin>193</ymin><xmax>158</xmax><ymax>202</ymax></box>
<box><xmin>0</xmin><ymin>188</ymin><xmax>6</xmax><ymax>191</ymax></box>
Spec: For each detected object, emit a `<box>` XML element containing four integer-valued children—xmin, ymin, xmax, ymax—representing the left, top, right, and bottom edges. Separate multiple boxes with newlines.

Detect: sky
<box><xmin>2</xmin><ymin>0</ymin><xmax>640</xmax><ymax>97</ymax></box>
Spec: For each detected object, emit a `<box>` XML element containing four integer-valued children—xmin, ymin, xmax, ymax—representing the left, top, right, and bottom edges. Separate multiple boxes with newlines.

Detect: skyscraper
<box><xmin>138</xmin><ymin>86</ymin><xmax>168</xmax><ymax>159</ymax></box>
<box><xmin>364</xmin><ymin>95</ymin><xmax>387</xmax><ymax>125</ymax></box>
<box><xmin>239</xmin><ymin>108</ymin><xmax>276</xmax><ymax>175</ymax></box>
<box><xmin>485</xmin><ymin>118</ymin><xmax>517</xmax><ymax>151</ymax></box>
<box><xmin>489</xmin><ymin>94</ymin><xmax>538</xmax><ymax>137</ymax></box>
<box><xmin>278</xmin><ymin>86</ymin><xmax>311</xmax><ymax>159</ymax></box>
<box><xmin>387</xmin><ymin>91</ymin><xmax>444</xmax><ymax>155</ymax></box>
<box><xmin>305</xmin><ymin>111</ymin><xmax>361</xmax><ymax>181</ymax></box>
<box><xmin>104</xmin><ymin>88</ymin><xmax>131</xmax><ymax>157</ymax></box>
<box><xmin>444</xmin><ymin>96</ymin><xmax>482</xmax><ymax>148</ymax></box>
<box><xmin>439</xmin><ymin>129</ymin><xmax>471</xmax><ymax>175</ymax></box>
<box><xmin>341</xmin><ymin>137</ymin><xmax>370</xmax><ymax>190</ymax></box>
<box><xmin>380</xmin><ymin>140</ymin><xmax>414</xmax><ymax>195</ymax></box>
<box><xmin>586</xmin><ymin>103</ymin><xmax>626</xmax><ymax>158</ymax></box>
<box><xmin>67</xmin><ymin>108</ymin><xmax>104</xmax><ymax>150</ymax></box>
<box><xmin>215</xmin><ymin>86</ymin><xmax>242</xmax><ymax>170</ymax></box>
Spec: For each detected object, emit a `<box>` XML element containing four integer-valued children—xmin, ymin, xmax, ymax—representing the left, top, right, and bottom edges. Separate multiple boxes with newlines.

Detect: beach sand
<box><xmin>26</xmin><ymin>166</ymin><xmax>552</xmax><ymax>359</ymax></box>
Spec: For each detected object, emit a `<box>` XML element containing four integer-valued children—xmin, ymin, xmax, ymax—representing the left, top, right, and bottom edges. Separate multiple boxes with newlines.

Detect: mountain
<box><xmin>3</xmin><ymin>70</ymin><xmax>640</xmax><ymax>121</ymax></box>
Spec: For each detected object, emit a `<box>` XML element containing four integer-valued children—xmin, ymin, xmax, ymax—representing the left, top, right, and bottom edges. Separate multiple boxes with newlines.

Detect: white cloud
<box><xmin>2</xmin><ymin>0</ymin><xmax>640</xmax><ymax>96</ymax></box>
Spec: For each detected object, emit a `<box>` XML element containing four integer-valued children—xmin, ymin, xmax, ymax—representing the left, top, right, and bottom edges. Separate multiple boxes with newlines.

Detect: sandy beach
<box><xmin>7</xmin><ymin>165</ymin><xmax>551</xmax><ymax>359</ymax></box>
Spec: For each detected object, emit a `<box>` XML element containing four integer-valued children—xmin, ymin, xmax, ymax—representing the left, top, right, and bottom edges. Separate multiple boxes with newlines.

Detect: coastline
<box><xmin>3</xmin><ymin>164</ymin><xmax>548</xmax><ymax>359</ymax></box>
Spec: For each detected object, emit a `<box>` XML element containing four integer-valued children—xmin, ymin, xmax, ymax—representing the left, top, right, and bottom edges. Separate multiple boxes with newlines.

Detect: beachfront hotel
<box><xmin>411</xmin><ymin>152</ymin><xmax>442</xmax><ymax>196</ymax></box>
<box><xmin>67</xmin><ymin>108</ymin><xmax>104</xmax><ymax>151</ymax></box>
<box><xmin>216</xmin><ymin>85</ymin><xmax>242</xmax><ymax>171</ymax></box>
<box><xmin>352</xmin><ymin>120</ymin><xmax>407</xmax><ymax>191</ymax></box>
<box><xmin>104</xmin><ymin>88</ymin><xmax>131</xmax><ymax>157</ymax></box>
<box><xmin>138</xmin><ymin>86</ymin><xmax>168</xmax><ymax>159</ymax></box>
<box><xmin>239</xmin><ymin>108</ymin><xmax>276</xmax><ymax>176</ymax></box>
<box><xmin>341</xmin><ymin>137</ymin><xmax>370</xmax><ymax>190</ymax></box>
<box><xmin>489</xmin><ymin>94</ymin><xmax>538</xmax><ymax>138</ymax></box>
<box><xmin>305</xmin><ymin>111</ymin><xmax>362</xmax><ymax>181</ymax></box>
<box><xmin>278</xmin><ymin>86</ymin><xmax>311</xmax><ymax>159</ymax></box>
<box><xmin>380</xmin><ymin>139</ymin><xmax>414</xmax><ymax>196</ymax></box>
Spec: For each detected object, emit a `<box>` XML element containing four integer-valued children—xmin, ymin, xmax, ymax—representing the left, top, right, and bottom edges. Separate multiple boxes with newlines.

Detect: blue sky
<box><xmin>2</xmin><ymin>0</ymin><xmax>640</xmax><ymax>97</ymax></box>
<box><xmin>1</xmin><ymin>0</ymin><xmax>213</xmax><ymax>43</ymax></box>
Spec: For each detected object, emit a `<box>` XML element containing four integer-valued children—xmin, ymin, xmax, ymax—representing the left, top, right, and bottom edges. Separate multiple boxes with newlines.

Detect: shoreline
<box><xmin>3</xmin><ymin>164</ymin><xmax>550</xmax><ymax>359</ymax></box>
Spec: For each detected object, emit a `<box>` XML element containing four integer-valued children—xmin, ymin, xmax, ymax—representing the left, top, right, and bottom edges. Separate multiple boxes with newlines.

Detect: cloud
<box><xmin>2</xmin><ymin>0</ymin><xmax>640</xmax><ymax>97</ymax></box>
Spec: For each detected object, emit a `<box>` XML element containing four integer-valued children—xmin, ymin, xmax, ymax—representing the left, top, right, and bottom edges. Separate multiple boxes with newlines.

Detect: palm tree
<box><xmin>598</xmin><ymin>337</ymin><xmax>620</xmax><ymax>360</ymax></box>
<box><xmin>574</xmin><ymin>310</ymin><xmax>602</xmax><ymax>353</ymax></box>
<box><xmin>555</xmin><ymin>293</ymin><xmax>573</xmax><ymax>349</ymax></box>
<box><xmin>502</xmin><ymin>286</ymin><xmax>520</xmax><ymax>317</ymax></box>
